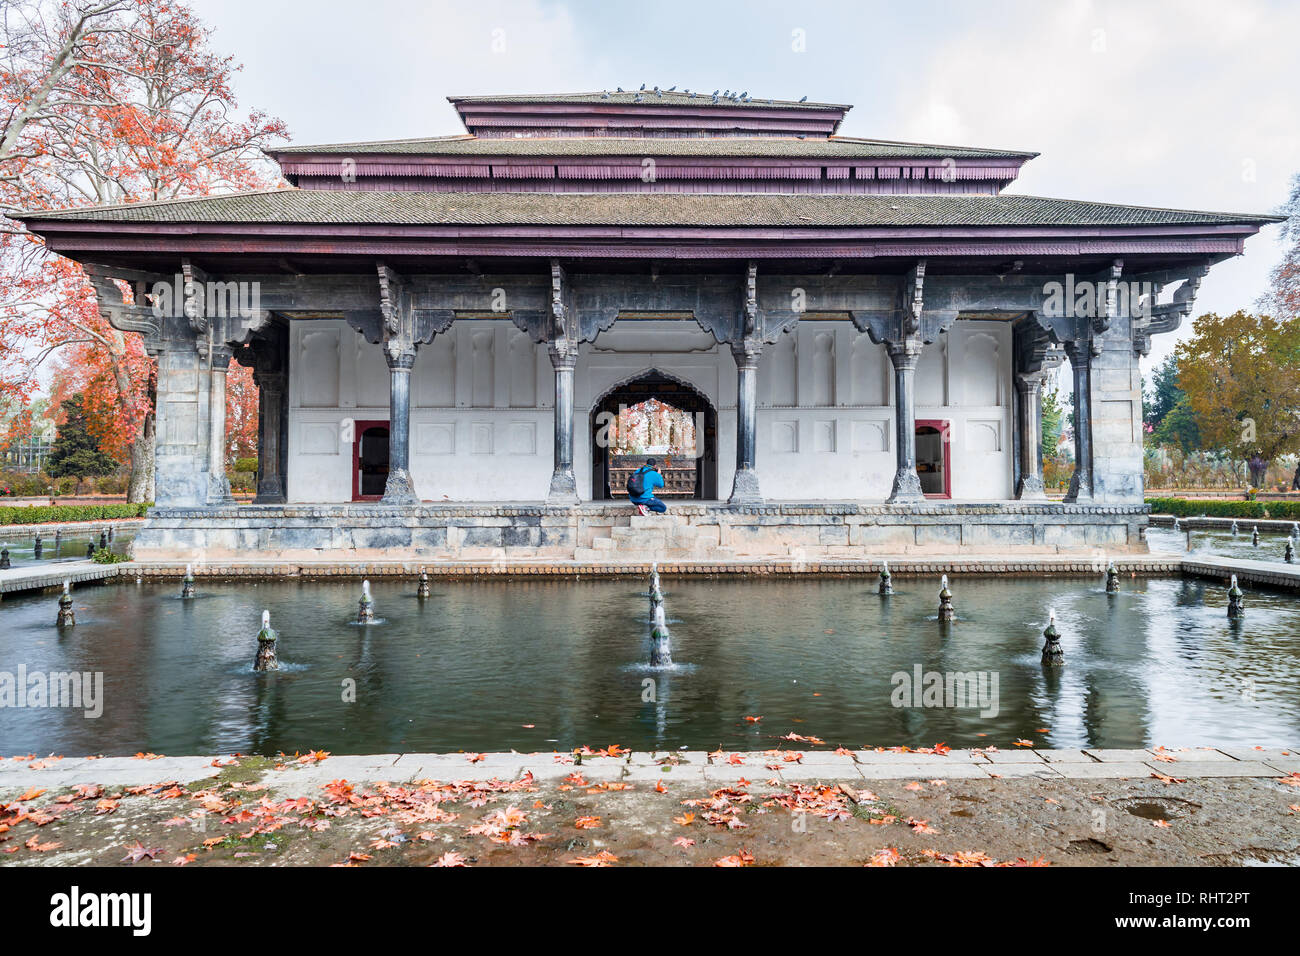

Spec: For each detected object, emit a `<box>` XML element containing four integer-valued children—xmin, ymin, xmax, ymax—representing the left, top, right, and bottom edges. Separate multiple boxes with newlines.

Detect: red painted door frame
<box><xmin>915</xmin><ymin>419</ymin><xmax>952</xmax><ymax>499</ymax></box>
<box><xmin>352</xmin><ymin>420</ymin><xmax>389</xmax><ymax>502</ymax></box>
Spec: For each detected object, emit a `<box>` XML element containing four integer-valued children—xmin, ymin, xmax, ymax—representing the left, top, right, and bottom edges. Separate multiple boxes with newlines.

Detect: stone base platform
<box><xmin>130</xmin><ymin>501</ymin><xmax>1149</xmax><ymax>563</ymax></box>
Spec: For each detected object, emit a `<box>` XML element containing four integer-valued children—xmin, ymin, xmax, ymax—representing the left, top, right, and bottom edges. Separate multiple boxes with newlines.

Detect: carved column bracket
<box><xmin>1131</xmin><ymin>264</ymin><xmax>1208</xmax><ymax>356</ymax></box>
<box><xmin>374</xmin><ymin>262</ymin><xmax>447</xmax><ymax>505</ymax></box>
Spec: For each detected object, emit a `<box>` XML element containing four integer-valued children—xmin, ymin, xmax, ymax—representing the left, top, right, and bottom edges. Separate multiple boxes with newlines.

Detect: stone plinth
<box><xmin>128</xmin><ymin>501</ymin><xmax>1149</xmax><ymax>563</ymax></box>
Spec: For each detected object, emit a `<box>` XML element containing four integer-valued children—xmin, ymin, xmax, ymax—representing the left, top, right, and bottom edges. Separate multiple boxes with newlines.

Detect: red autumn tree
<box><xmin>225</xmin><ymin>362</ymin><xmax>258</xmax><ymax>464</ymax></box>
<box><xmin>0</xmin><ymin>0</ymin><xmax>287</xmax><ymax>499</ymax></box>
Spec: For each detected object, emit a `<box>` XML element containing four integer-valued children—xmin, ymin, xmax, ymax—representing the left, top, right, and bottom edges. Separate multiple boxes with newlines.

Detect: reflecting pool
<box><xmin>1</xmin><ymin>575</ymin><xmax>1296</xmax><ymax>756</ymax></box>
<box><xmin>0</xmin><ymin>529</ymin><xmax>134</xmax><ymax>567</ymax></box>
<box><xmin>1147</xmin><ymin>525</ymin><xmax>1296</xmax><ymax>563</ymax></box>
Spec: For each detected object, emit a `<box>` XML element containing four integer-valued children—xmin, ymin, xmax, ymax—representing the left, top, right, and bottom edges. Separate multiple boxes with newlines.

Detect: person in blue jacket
<box><xmin>628</xmin><ymin>458</ymin><xmax>667</xmax><ymax>515</ymax></box>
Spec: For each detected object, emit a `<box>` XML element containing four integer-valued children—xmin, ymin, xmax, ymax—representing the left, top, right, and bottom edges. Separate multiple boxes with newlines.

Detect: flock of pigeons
<box><xmin>601</xmin><ymin>85</ymin><xmax>810</xmax><ymax>105</ymax></box>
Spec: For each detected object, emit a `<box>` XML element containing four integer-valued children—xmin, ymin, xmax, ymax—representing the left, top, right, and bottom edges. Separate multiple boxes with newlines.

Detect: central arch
<box><xmin>589</xmin><ymin>369</ymin><xmax>718</xmax><ymax>501</ymax></box>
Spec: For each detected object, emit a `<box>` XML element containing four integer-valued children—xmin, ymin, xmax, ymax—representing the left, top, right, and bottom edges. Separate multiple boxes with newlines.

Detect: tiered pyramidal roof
<box><xmin>14</xmin><ymin>91</ymin><xmax>1278</xmax><ymax>270</ymax></box>
<box><xmin>266</xmin><ymin>90</ymin><xmax>1037</xmax><ymax>196</ymax></box>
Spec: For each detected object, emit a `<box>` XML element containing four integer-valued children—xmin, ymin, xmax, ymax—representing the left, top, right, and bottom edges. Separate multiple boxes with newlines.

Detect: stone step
<box><xmin>628</xmin><ymin>514</ymin><xmax>687</xmax><ymax>530</ymax></box>
<box><xmin>590</xmin><ymin>537</ymin><xmax>617</xmax><ymax>550</ymax></box>
<box><xmin>611</xmin><ymin>527</ymin><xmax>669</xmax><ymax>545</ymax></box>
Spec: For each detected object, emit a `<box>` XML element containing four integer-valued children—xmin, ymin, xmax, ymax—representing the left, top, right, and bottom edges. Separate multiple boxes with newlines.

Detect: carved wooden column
<box><xmin>207</xmin><ymin>344</ymin><xmax>234</xmax><ymax>504</ymax></box>
<box><xmin>241</xmin><ymin>326</ymin><xmax>288</xmax><ymax>504</ymax></box>
<box><xmin>1014</xmin><ymin>373</ymin><xmax>1047</xmax><ymax>500</ymax></box>
<box><xmin>547</xmin><ymin>339</ymin><xmax>580</xmax><ymax>504</ymax></box>
<box><xmin>382</xmin><ymin>344</ymin><xmax>419</xmax><ymax>504</ymax></box>
<box><xmin>885</xmin><ymin>339</ymin><xmax>925</xmax><ymax>503</ymax></box>
<box><xmin>253</xmin><ymin>365</ymin><xmax>286</xmax><ymax>503</ymax></box>
<box><xmin>728</xmin><ymin>340</ymin><xmax>763</xmax><ymax>505</ymax></box>
<box><xmin>1063</xmin><ymin>339</ymin><xmax>1094</xmax><ymax>503</ymax></box>
<box><xmin>373</xmin><ymin>263</ymin><xmax>451</xmax><ymax>505</ymax></box>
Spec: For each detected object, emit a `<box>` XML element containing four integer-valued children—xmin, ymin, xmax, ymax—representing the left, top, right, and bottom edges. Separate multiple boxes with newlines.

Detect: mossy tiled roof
<box><xmin>13</xmin><ymin>189</ymin><xmax>1278</xmax><ymax>228</ymax></box>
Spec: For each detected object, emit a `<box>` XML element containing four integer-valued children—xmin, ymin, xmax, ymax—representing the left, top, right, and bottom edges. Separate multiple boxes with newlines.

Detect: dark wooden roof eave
<box><xmin>27</xmin><ymin>219</ymin><xmax>1263</xmax><ymax>269</ymax></box>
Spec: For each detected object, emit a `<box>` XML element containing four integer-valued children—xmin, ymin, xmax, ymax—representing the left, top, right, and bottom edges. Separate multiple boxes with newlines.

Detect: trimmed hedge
<box><xmin>0</xmin><ymin>503</ymin><xmax>150</xmax><ymax>526</ymax></box>
<box><xmin>1146</xmin><ymin>497</ymin><xmax>1300</xmax><ymax>519</ymax></box>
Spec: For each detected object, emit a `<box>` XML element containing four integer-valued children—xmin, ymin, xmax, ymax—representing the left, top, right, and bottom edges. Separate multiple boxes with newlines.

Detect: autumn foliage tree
<box><xmin>1175</xmin><ymin>310</ymin><xmax>1300</xmax><ymax>486</ymax></box>
<box><xmin>1262</xmin><ymin>172</ymin><xmax>1300</xmax><ymax>320</ymax></box>
<box><xmin>0</xmin><ymin>0</ymin><xmax>286</xmax><ymax>500</ymax></box>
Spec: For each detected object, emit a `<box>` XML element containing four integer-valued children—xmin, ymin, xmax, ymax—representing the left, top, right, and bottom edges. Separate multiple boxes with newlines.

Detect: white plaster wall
<box><xmin>914</xmin><ymin>320</ymin><xmax>1015</xmax><ymax>501</ymax></box>
<box><xmin>287</xmin><ymin>318</ymin><xmax>553</xmax><ymax>502</ymax></box>
<box><xmin>286</xmin><ymin>317</ymin><xmax>1014</xmax><ymax>503</ymax></box>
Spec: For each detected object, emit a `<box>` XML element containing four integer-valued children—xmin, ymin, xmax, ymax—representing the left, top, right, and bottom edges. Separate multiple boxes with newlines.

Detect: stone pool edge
<box><xmin>1</xmin><ymin>747</ymin><xmax>1296</xmax><ymax>790</ymax></box>
<box><xmin>13</xmin><ymin>551</ymin><xmax>1300</xmax><ymax>599</ymax></box>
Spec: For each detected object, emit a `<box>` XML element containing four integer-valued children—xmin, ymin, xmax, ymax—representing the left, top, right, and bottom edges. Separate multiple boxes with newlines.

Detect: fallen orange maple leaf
<box><xmin>568</xmin><ymin>850</ymin><xmax>618</xmax><ymax>867</ymax></box>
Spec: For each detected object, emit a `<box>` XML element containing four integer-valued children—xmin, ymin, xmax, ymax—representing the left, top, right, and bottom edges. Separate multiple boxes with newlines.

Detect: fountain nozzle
<box><xmin>1227</xmin><ymin>575</ymin><xmax>1245</xmax><ymax>619</ymax></box>
<box><xmin>938</xmin><ymin>573</ymin><xmax>954</xmax><ymax>621</ymax></box>
<box><xmin>358</xmin><ymin>579</ymin><xmax>375</xmax><ymax>623</ymax></box>
<box><xmin>254</xmin><ymin>609</ymin><xmax>279</xmax><ymax>671</ymax></box>
<box><xmin>1041</xmin><ymin>609</ymin><xmax>1063</xmax><ymax>665</ymax></box>
<box><xmin>56</xmin><ymin>580</ymin><xmax>75</xmax><ymax>627</ymax></box>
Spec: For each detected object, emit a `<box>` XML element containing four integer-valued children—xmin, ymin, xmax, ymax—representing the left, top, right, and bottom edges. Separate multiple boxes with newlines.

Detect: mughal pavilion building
<box><xmin>14</xmin><ymin>92</ymin><xmax>1277</xmax><ymax>562</ymax></box>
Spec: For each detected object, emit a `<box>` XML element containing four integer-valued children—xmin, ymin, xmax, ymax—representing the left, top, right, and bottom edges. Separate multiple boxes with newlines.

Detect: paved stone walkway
<box><xmin>1</xmin><ymin>747</ymin><xmax>1295</xmax><ymax>790</ymax></box>
<box><xmin>0</xmin><ymin>560</ymin><xmax>118</xmax><ymax>596</ymax></box>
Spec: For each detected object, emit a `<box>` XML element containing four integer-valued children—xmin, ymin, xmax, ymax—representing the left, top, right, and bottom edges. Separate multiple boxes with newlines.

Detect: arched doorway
<box><xmin>590</xmin><ymin>370</ymin><xmax>717</xmax><ymax>500</ymax></box>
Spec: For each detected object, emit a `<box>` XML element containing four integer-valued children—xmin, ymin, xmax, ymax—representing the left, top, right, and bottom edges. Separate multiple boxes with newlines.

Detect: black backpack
<box><xmin>626</xmin><ymin>466</ymin><xmax>649</xmax><ymax>498</ymax></box>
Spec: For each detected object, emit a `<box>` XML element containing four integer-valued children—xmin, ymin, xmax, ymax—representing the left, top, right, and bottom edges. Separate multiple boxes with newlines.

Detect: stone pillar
<box><xmin>382</xmin><ymin>348</ymin><xmax>420</xmax><ymax>504</ymax></box>
<box><xmin>207</xmin><ymin>345</ymin><xmax>233</xmax><ymax>504</ymax></box>
<box><xmin>885</xmin><ymin>339</ymin><xmax>924</xmax><ymax>503</ymax></box>
<box><xmin>1015</xmin><ymin>374</ymin><xmax>1046</xmax><ymax>500</ymax></box>
<box><xmin>152</xmin><ymin>343</ymin><xmax>207</xmax><ymax>507</ymax></box>
<box><xmin>1064</xmin><ymin>340</ymin><xmax>1094</xmax><ymax>503</ymax></box>
<box><xmin>253</xmin><ymin>367</ymin><xmax>286</xmax><ymax>504</ymax></box>
<box><xmin>728</xmin><ymin>342</ymin><xmax>762</xmax><ymax>505</ymax></box>
<box><xmin>547</xmin><ymin>344</ymin><xmax>579</xmax><ymax>504</ymax></box>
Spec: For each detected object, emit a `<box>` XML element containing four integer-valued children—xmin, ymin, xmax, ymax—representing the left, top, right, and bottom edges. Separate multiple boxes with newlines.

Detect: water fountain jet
<box><xmin>938</xmin><ymin>574</ymin><xmax>955</xmax><ymax>622</ymax></box>
<box><xmin>254</xmin><ymin>610</ymin><xmax>279</xmax><ymax>671</ymax></box>
<box><xmin>1252</xmin><ymin>526</ymin><xmax>1260</xmax><ymax>547</ymax></box>
<box><xmin>1231</xmin><ymin>520</ymin><xmax>1239</xmax><ymax>536</ymax></box>
<box><xmin>56</xmin><ymin>581</ymin><xmax>75</xmax><ymax>627</ymax></box>
<box><xmin>1227</xmin><ymin>575</ymin><xmax>1245</xmax><ymax>619</ymax></box>
<box><xmin>0</xmin><ymin>547</ymin><xmax>9</xmax><ymax>570</ymax></box>
<box><xmin>1105</xmin><ymin>561</ymin><xmax>1120</xmax><ymax>593</ymax></box>
<box><xmin>649</xmin><ymin>602</ymin><xmax>673</xmax><ymax>666</ymax></box>
<box><xmin>417</xmin><ymin>568</ymin><xmax>430</xmax><ymax>599</ymax></box>
<box><xmin>1041</xmin><ymin>611</ymin><xmax>1063</xmax><ymax>665</ymax></box>
<box><xmin>99</xmin><ymin>529</ymin><xmax>107</xmax><ymax>550</ymax></box>
<box><xmin>358</xmin><ymin>579</ymin><xmax>375</xmax><ymax>623</ymax></box>
<box><xmin>181</xmin><ymin>564</ymin><xmax>195</xmax><ymax>599</ymax></box>
<box><xmin>33</xmin><ymin>534</ymin><xmax>41</xmax><ymax>559</ymax></box>
<box><xmin>878</xmin><ymin>561</ymin><xmax>892</xmax><ymax>595</ymax></box>
<box><xmin>649</xmin><ymin>563</ymin><xmax>663</xmax><ymax>610</ymax></box>
<box><xmin>1287</xmin><ymin>541</ymin><xmax>1295</xmax><ymax>564</ymax></box>
<box><xmin>86</xmin><ymin>541</ymin><xmax>95</xmax><ymax>558</ymax></box>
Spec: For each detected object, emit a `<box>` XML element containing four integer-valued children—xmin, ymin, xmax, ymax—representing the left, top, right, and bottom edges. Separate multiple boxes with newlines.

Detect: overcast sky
<box><xmin>191</xmin><ymin>0</ymin><xmax>1299</xmax><ymax>374</ymax></box>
